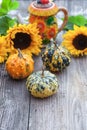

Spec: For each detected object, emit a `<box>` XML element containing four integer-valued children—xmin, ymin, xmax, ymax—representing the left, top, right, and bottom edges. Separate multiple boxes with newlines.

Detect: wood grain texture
<box><xmin>0</xmin><ymin>0</ymin><xmax>87</xmax><ymax>130</ymax></box>
<box><xmin>0</xmin><ymin>64</ymin><xmax>30</xmax><ymax>130</ymax></box>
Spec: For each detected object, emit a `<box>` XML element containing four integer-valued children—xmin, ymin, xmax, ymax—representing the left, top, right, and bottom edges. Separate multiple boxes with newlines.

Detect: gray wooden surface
<box><xmin>0</xmin><ymin>0</ymin><xmax>87</xmax><ymax>130</ymax></box>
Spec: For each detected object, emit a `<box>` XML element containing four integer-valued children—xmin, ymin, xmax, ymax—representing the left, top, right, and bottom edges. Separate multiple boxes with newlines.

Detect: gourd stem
<box><xmin>54</xmin><ymin>41</ymin><xmax>58</xmax><ymax>48</ymax></box>
<box><xmin>42</xmin><ymin>66</ymin><xmax>45</xmax><ymax>77</ymax></box>
<box><xmin>51</xmin><ymin>39</ymin><xmax>66</xmax><ymax>55</ymax></box>
<box><xmin>51</xmin><ymin>38</ymin><xmax>58</xmax><ymax>49</ymax></box>
<box><xmin>18</xmin><ymin>48</ymin><xmax>23</xmax><ymax>58</ymax></box>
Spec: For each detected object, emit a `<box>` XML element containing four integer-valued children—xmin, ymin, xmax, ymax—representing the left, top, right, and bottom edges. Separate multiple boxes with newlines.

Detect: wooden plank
<box><xmin>0</xmin><ymin>1</ymin><xmax>32</xmax><ymax>130</ymax></box>
<box><xmin>66</xmin><ymin>57</ymin><xmax>87</xmax><ymax>130</ymax></box>
<box><xmin>0</xmin><ymin>64</ymin><xmax>30</xmax><ymax>130</ymax></box>
<box><xmin>28</xmin><ymin>1</ymin><xmax>87</xmax><ymax>130</ymax></box>
<box><xmin>28</xmin><ymin>56</ymin><xmax>87</xmax><ymax>130</ymax></box>
<box><xmin>0</xmin><ymin>0</ymin><xmax>87</xmax><ymax>130</ymax></box>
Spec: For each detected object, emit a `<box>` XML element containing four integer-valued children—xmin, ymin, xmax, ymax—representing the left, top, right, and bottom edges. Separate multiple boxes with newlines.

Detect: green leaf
<box><xmin>7</xmin><ymin>0</ymin><xmax>19</xmax><ymax>10</ymax></box>
<box><xmin>62</xmin><ymin>15</ymin><xmax>87</xmax><ymax>31</ymax></box>
<box><xmin>0</xmin><ymin>8</ymin><xmax>8</xmax><ymax>16</ymax></box>
<box><xmin>1</xmin><ymin>0</ymin><xmax>10</xmax><ymax>10</ymax></box>
<box><xmin>68</xmin><ymin>15</ymin><xmax>87</xmax><ymax>26</ymax></box>
<box><xmin>0</xmin><ymin>15</ymin><xmax>17</xmax><ymax>35</ymax></box>
<box><xmin>0</xmin><ymin>0</ymin><xmax>19</xmax><ymax>16</ymax></box>
<box><xmin>63</xmin><ymin>22</ymin><xmax>74</xmax><ymax>31</ymax></box>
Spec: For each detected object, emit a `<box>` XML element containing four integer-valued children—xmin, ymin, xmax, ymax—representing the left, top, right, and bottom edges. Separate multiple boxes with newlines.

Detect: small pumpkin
<box><xmin>6</xmin><ymin>49</ymin><xmax>34</xmax><ymax>79</ymax></box>
<box><xmin>41</xmin><ymin>39</ymin><xmax>71</xmax><ymax>72</ymax></box>
<box><xmin>26</xmin><ymin>68</ymin><xmax>59</xmax><ymax>98</ymax></box>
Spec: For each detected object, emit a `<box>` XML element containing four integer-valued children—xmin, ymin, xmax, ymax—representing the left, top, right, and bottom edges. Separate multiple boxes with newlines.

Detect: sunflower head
<box><xmin>62</xmin><ymin>25</ymin><xmax>87</xmax><ymax>57</ymax></box>
<box><xmin>0</xmin><ymin>36</ymin><xmax>11</xmax><ymax>63</ymax></box>
<box><xmin>5</xmin><ymin>23</ymin><xmax>42</xmax><ymax>56</ymax></box>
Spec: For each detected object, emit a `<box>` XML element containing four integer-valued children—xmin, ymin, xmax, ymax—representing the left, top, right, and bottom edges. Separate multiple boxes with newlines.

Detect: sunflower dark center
<box><xmin>12</xmin><ymin>32</ymin><xmax>32</xmax><ymax>50</ymax></box>
<box><xmin>73</xmin><ymin>34</ymin><xmax>87</xmax><ymax>50</ymax></box>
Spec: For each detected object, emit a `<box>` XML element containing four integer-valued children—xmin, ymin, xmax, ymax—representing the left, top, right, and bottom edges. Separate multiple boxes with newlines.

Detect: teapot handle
<box><xmin>57</xmin><ymin>8</ymin><xmax>68</xmax><ymax>32</ymax></box>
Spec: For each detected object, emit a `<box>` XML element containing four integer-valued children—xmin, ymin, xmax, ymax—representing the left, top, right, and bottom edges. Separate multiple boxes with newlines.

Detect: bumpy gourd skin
<box><xmin>42</xmin><ymin>44</ymin><xmax>71</xmax><ymax>72</ymax></box>
<box><xmin>6</xmin><ymin>54</ymin><xmax>34</xmax><ymax>79</ymax></box>
<box><xmin>26</xmin><ymin>71</ymin><xmax>59</xmax><ymax>98</ymax></box>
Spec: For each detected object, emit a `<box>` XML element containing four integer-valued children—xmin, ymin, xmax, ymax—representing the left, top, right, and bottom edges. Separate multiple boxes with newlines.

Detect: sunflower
<box><xmin>5</xmin><ymin>23</ymin><xmax>42</xmax><ymax>56</ymax></box>
<box><xmin>62</xmin><ymin>25</ymin><xmax>87</xmax><ymax>56</ymax></box>
<box><xmin>0</xmin><ymin>36</ymin><xmax>10</xmax><ymax>63</ymax></box>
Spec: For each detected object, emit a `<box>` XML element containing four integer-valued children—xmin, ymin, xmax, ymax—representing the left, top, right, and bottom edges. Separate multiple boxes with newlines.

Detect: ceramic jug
<box><xmin>28</xmin><ymin>0</ymin><xmax>68</xmax><ymax>44</ymax></box>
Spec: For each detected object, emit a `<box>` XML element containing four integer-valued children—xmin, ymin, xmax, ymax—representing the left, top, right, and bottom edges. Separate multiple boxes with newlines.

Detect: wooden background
<box><xmin>0</xmin><ymin>0</ymin><xmax>87</xmax><ymax>130</ymax></box>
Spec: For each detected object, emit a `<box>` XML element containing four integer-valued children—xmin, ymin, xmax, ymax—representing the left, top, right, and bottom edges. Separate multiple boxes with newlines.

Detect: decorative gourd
<box><xmin>6</xmin><ymin>49</ymin><xmax>34</xmax><ymax>79</ymax></box>
<box><xmin>41</xmin><ymin>39</ymin><xmax>71</xmax><ymax>72</ymax></box>
<box><xmin>26</xmin><ymin>68</ymin><xmax>59</xmax><ymax>98</ymax></box>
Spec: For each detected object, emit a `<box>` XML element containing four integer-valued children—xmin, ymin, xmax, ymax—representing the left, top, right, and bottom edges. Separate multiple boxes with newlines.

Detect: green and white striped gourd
<box><xmin>42</xmin><ymin>40</ymin><xmax>71</xmax><ymax>72</ymax></box>
<box><xmin>26</xmin><ymin>70</ymin><xmax>59</xmax><ymax>98</ymax></box>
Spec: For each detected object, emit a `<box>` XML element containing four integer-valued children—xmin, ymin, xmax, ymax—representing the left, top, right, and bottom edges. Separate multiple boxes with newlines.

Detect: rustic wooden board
<box><xmin>0</xmin><ymin>64</ymin><xmax>30</xmax><ymax>130</ymax></box>
<box><xmin>0</xmin><ymin>0</ymin><xmax>87</xmax><ymax>130</ymax></box>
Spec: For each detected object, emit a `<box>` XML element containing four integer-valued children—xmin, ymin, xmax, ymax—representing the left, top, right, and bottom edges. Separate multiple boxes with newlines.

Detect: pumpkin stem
<box><xmin>18</xmin><ymin>48</ymin><xmax>23</xmax><ymax>58</ymax></box>
<box><xmin>42</xmin><ymin>66</ymin><xmax>45</xmax><ymax>77</ymax></box>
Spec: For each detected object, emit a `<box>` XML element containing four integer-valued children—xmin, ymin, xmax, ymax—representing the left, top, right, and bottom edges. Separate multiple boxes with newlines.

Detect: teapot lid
<box><xmin>28</xmin><ymin>1</ymin><xmax>58</xmax><ymax>16</ymax></box>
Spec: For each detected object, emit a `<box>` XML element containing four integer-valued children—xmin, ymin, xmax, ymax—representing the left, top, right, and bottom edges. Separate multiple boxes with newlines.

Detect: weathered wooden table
<box><xmin>0</xmin><ymin>0</ymin><xmax>87</xmax><ymax>130</ymax></box>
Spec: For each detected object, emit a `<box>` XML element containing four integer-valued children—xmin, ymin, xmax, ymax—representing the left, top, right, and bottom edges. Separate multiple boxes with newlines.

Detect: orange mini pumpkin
<box><xmin>6</xmin><ymin>49</ymin><xmax>34</xmax><ymax>79</ymax></box>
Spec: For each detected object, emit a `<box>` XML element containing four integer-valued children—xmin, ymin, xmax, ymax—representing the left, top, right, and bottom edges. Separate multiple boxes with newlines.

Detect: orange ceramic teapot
<box><xmin>28</xmin><ymin>0</ymin><xmax>68</xmax><ymax>44</ymax></box>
